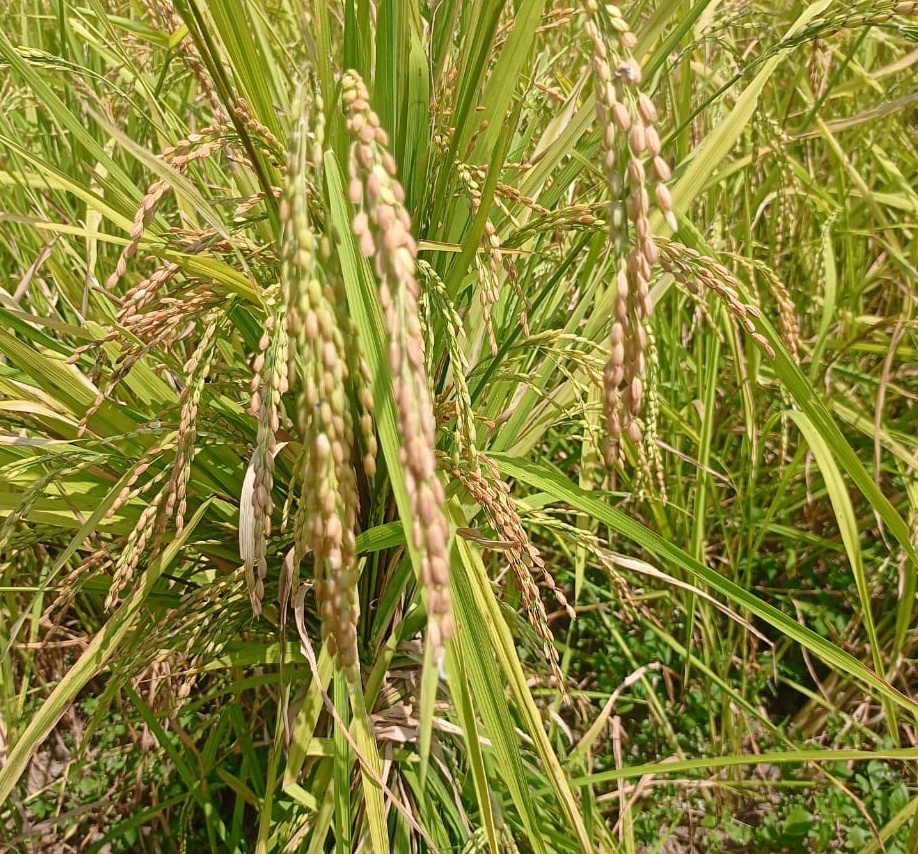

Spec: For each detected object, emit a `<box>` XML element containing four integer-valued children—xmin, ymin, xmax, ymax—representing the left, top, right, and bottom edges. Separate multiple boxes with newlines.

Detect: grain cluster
<box><xmin>343</xmin><ymin>70</ymin><xmax>453</xmax><ymax>662</ymax></box>
<box><xmin>583</xmin><ymin>2</ymin><xmax>675</xmax><ymax>464</ymax></box>
<box><xmin>278</xmin><ymin>88</ymin><xmax>364</xmax><ymax>677</ymax></box>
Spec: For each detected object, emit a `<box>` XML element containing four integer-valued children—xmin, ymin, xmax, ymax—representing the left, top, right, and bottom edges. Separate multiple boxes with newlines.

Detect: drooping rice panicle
<box><xmin>280</xmin><ymin>86</ymin><xmax>363</xmax><ymax>678</ymax></box>
<box><xmin>243</xmin><ymin>295</ymin><xmax>289</xmax><ymax>615</ymax></box>
<box><xmin>342</xmin><ymin>70</ymin><xmax>453</xmax><ymax>663</ymax></box>
<box><xmin>583</xmin><ymin>1</ymin><xmax>676</xmax><ymax>469</ymax></box>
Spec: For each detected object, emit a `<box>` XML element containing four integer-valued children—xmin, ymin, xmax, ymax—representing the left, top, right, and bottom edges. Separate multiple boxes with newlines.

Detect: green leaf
<box><xmin>492</xmin><ymin>453</ymin><xmax>918</xmax><ymax>715</ymax></box>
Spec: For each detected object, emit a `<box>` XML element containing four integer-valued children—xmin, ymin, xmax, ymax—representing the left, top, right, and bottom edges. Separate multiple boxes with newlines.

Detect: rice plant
<box><xmin>1</xmin><ymin>1</ymin><xmax>917</xmax><ymax>851</ymax></box>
